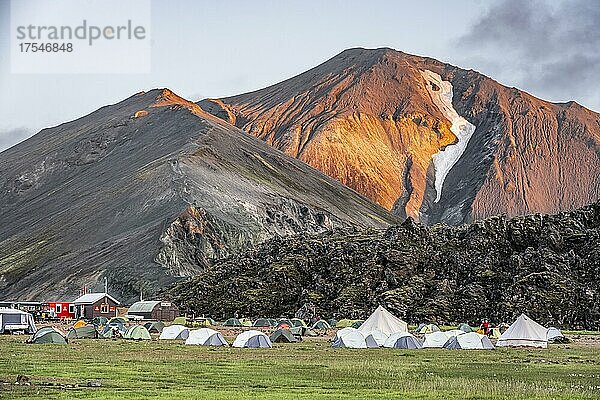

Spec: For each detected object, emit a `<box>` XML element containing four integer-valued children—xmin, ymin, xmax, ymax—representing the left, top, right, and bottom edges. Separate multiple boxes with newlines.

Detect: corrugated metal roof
<box><xmin>127</xmin><ymin>301</ymin><xmax>160</xmax><ymax>314</ymax></box>
<box><xmin>73</xmin><ymin>293</ymin><xmax>120</xmax><ymax>305</ymax></box>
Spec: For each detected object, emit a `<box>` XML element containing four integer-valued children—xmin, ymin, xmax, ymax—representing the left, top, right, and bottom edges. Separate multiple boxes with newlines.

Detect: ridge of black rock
<box><xmin>168</xmin><ymin>200</ymin><xmax>600</xmax><ymax>329</ymax></box>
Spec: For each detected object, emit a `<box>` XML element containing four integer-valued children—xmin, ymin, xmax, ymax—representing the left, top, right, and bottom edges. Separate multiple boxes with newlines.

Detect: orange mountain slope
<box><xmin>200</xmin><ymin>48</ymin><xmax>600</xmax><ymax>224</ymax></box>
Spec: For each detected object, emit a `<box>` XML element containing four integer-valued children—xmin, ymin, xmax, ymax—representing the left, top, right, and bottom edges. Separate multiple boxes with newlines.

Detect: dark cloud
<box><xmin>458</xmin><ymin>0</ymin><xmax>600</xmax><ymax>111</ymax></box>
<box><xmin>0</xmin><ymin>128</ymin><xmax>32</xmax><ymax>152</ymax></box>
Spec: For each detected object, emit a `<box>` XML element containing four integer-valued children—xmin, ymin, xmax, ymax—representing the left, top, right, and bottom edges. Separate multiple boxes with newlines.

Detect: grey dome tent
<box><xmin>253</xmin><ymin>318</ymin><xmax>271</xmax><ymax>328</ymax></box>
<box><xmin>145</xmin><ymin>321</ymin><xmax>165</xmax><ymax>333</ymax></box>
<box><xmin>28</xmin><ymin>327</ymin><xmax>67</xmax><ymax>344</ymax></box>
<box><xmin>223</xmin><ymin>318</ymin><xmax>242</xmax><ymax>327</ymax></box>
<box><xmin>102</xmin><ymin>321</ymin><xmax>125</xmax><ymax>336</ymax></box>
<box><xmin>443</xmin><ymin>332</ymin><xmax>495</xmax><ymax>350</ymax></box>
<box><xmin>384</xmin><ymin>332</ymin><xmax>422</xmax><ymax>349</ymax></box>
<box><xmin>312</xmin><ymin>320</ymin><xmax>331</xmax><ymax>330</ymax></box>
<box><xmin>159</xmin><ymin>325</ymin><xmax>189</xmax><ymax>340</ymax></box>
<box><xmin>458</xmin><ymin>323</ymin><xmax>473</xmax><ymax>333</ymax></box>
<box><xmin>332</xmin><ymin>330</ymin><xmax>378</xmax><ymax>348</ymax></box>
<box><xmin>186</xmin><ymin>328</ymin><xmax>228</xmax><ymax>346</ymax></box>
<box><xmin>270</xmin><ymin>328</ymin><xmax>298</xmax><ymax>343</ymax></box>
<box><xmin>547</xmin><ymin>327</ymin><xmax>565</xmax><ymax>343</ymax></box>
<box><xmin>233</xmin><ymin>330</ymin><xmax>272</xmax><ymax>348</ymax></box>
<box><xmin>66</xmin><ymin>325</ymin><xmax>99</xmax><ymax>339</ymax></box>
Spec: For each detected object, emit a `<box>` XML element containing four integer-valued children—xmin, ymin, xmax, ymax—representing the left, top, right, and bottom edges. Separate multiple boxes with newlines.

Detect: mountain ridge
<box><xmin>199</xmin><ymin>47</ymin><xmax>600</xmax><ymax>225</ymax></box>
<box><xmin>0</xmin><ymin>87</ymin><xmax>396</xmax><ymax>302</ymax></box>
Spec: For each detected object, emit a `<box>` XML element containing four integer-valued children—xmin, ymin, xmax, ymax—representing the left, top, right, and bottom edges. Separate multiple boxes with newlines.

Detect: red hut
<box><xmin>45</xmin><ymin>302</ymin><xmax>76</xmax><ymax>320</ymax></box>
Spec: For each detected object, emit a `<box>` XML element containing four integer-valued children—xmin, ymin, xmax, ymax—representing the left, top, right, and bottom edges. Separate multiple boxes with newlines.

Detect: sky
<box><xmin>0</xmin><ymin>0</ymin><xmax>597</xmax><ymax>152</ymax></box>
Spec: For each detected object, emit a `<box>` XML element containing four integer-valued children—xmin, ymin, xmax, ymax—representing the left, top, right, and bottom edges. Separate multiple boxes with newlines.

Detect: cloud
<box><xmin>0</xmin><ymin>128</ymin><xmax>32</xmax><ymax>152</ymax></box>
<box><xmin>457</xmin><ymin>0</ymin><xmax>600</xmax><ymax>111</ymax></box>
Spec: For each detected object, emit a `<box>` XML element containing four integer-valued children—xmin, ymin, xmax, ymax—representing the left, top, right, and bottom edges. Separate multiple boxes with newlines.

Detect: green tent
<box><xmin>124</xmin><ymin>325</ymin><xmax>151</xmax><ymax>340</ymax></box>
<box><xmin>290</xmin><ymin>318</ymin><xmax>307</xmax><ymax>328</ymax></box>
<box><xmin>289</xmin><ymin>326</ymin><xmax>306</xmax><ymax>336</ymax></box>
<box><xmin>304</xmin><ymin>328</ymin><xmax>318</xmax><ymax>337</ymax></box>
<box><xmin>223</xmin><ymin>318</ymin><xmax>242</xmax><ymax>327</ymax></box>
<box><xmin>336</xmin><ymin>319</ymin><xmax>354</xmax><ymax>328</ymax></box>
<box><xmin>109</xmin><ymin>317</ymin><xmax>128</xmax><ymax>324</ymax></box>
<box><xmin>327</xmin><ymin>319</ymin><xmax>338</xmax><ymax>328</ymax></box>
<box><xmin>312</xmin><ymin>320</ymin><xmax>332</xmax><ymax>330</ymax></box>
<box><xmin>28</xmin><ymin>327</ymin><xmax>67</xmax><ymax>344</ymax></box>
<box><xmin>458</xmin><ymin>323</ymin><xmax>473</xmax><ymax>333</ymax></box>
<box><xmin>253</xmin><ymin>318</ymin><xmax>271</xmax><ymax>327</ymax></box>
<box><xmin>144</xmin><ymin>321</ymin><xmax>165</xmax><ymax>333</ymax></box>
<box><xmin>268</xmin><ymin>318</ymin><xmax>278</xmax><ymax>327</ymax></box>
<box><xmin>351</xmin><ymin>320</ymin><xmax>364</xmax><ymax>329</ymax></box>
<box><xmin>196</xmin><ymin>318</ymin><xmax>213</xmax><ymax>327</ymax></box>
<box><xmin>66</xmin><ymin>325</ymin><xmax>99</xmax><ymax>339</ymax></box>
<box><xmin>270</xmin><ymin>328</ymin><xmax>298</xmax><ymax>343</ymax></box>
<box><xmin>172</xmin><ymin>316</ymin><xmax>188</xmax><ymax>326</ymax></box>
<box><xmin>92</xmin><ymin>316</ymin><xmax>108</xmax><ymax>327</ymax></box>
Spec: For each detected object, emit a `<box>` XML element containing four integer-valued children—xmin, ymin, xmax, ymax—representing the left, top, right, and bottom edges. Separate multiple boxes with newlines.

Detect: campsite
<box><xmin>2</xmin><ymin>2</ymin><xmax>600</xmax><ymax>399</ymax></box>
<box><xmin>1</xmin><ymin>306</ymin><xmax>600</xmax><ymax>399</ymax></box>
<box><xmin>1</xmin><ymin>332</ymin><xmax>600</xmax><ymax>399</ymax></box>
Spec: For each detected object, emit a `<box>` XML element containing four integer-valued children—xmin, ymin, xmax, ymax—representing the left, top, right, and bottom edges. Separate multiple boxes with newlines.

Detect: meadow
<box><xmin>0</xmin><ymin>335</ymin><xmax>599</xmax><ymax>399</ymax></box>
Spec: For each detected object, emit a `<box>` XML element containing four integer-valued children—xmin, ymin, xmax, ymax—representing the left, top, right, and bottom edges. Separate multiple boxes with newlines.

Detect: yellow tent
<box><xmin>489</xmin><ymin>327</ymin><xmax>502</xmax><ymax>339</ymax></box>
<box><xmin>73</xmin><ymin>320</ymin><xmax>87</xmax><ymax>328</ymax></box>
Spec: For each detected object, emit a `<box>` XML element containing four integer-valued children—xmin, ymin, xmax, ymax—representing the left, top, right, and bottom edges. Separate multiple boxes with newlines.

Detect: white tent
<box><xmin>232</xmin><ymin>330</ymin><xmax>272</xmax><ymax>348</ymax></box>
<box><xmin>546</xmin><ymin>327</ymin><xmax>564</xmax><ymax>343</ymax></box>
<box><xmin>445</xmin><ymin>329</ymin><xmax>466</xmax><ymax>337</ymax></box>
<box><xmin>383</xmin><ymin>332</ymin><xmax>422</xmax><ymax>349</ymax></box>
<box><xmin>422</xmin><ymin>331</ymin><xmax>451</xmax><ymax>348</ymax></box>
<box><xmin>364</xmin><ymin>329</ymin><xmax>389</xmax><ymax>346</ymax></box>
<box><xmin>335</xmin><ymin>327</ymin><xmax>358</xmax><ymax>337</ymax></box>
<box><xmin>444</xmin><ymin>332</ymin><xmax>495</xmax><ymax>350</ymax></box>
<box><xmin>497</xmin><ymin>314</ymin><xmax>548</xmax><ymax>348</ymax></box>
<box><xmin>0</xmin><ymin>308</ymin><xmax>37</xmax><ymax>334</ymax></box>
<box><xmin>358</xmin><ymin>305</ymin><xmax>408</xmax><ymax>336</ymax></box>
<box><xmin>186</xmin><ymin>328</ymin><xmax>228</xmax><ymax>346</ymax></box>
<box><xmin>159</xmin><ymin>325</ymin><xmax>190</xmax><ymax>340</ymax></box>
<box><xmin>332</xmin><ymin>330</ymin><xmax>378</xmax><ymax>348</ymax></box>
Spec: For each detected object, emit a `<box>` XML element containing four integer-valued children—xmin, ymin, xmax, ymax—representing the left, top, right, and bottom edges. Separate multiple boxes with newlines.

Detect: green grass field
<box><xmin>1</xmin><ymin>335</ymin><xmax>599</xmax><ymax>399</ymax></box>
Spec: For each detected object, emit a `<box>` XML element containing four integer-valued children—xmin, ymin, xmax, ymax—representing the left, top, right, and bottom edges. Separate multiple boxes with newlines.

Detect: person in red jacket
<box><xmin>482</xmin><ymin>320</ymin><xmax>490</xmax><ymax>335</ymax></box>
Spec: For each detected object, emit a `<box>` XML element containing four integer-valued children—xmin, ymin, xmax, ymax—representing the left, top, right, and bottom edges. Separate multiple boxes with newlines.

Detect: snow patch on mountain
<box><xmin>421</xmin><ymin>70</ymin><xmax>476</xmax><ymax>203</ymax></box>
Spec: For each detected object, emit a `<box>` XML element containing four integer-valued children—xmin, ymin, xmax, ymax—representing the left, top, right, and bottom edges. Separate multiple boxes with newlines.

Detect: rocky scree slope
<box><xmin>0</xmin><ymin>89</ymin><xmax>396</xmax><ymax>302</ymax></box>
<box><xmin>200</xmin><ymin>47</ymin><xmax>600</xmax><ymax>225</ymax></box>
<box><xmin>169</xmin><ymin>201</ymin><xmax>600</xmax><ymax>329</ymax></box>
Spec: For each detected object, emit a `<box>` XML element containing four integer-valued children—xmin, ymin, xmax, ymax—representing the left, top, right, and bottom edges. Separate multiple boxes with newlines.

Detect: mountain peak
<box><xmin>200</xmin><ymin>49</ymin><xmax>600</xmax><ymax>225</ymax></box>
<box><xmin>0</xmin><ymin>84</ymin><xmax>396</xmax><ymax>301</ymax></box>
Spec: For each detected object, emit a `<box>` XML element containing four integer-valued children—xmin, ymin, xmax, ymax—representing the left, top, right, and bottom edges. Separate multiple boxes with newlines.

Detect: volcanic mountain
<box><xmin>200</xmin><ymin>47</ymin><xmax>600</xmax><ymax>224</ymax></box>
<box><xmin>0</xmin><ymin>89</ymin><xmax>395</xmax><ymax>302</ymax></box>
